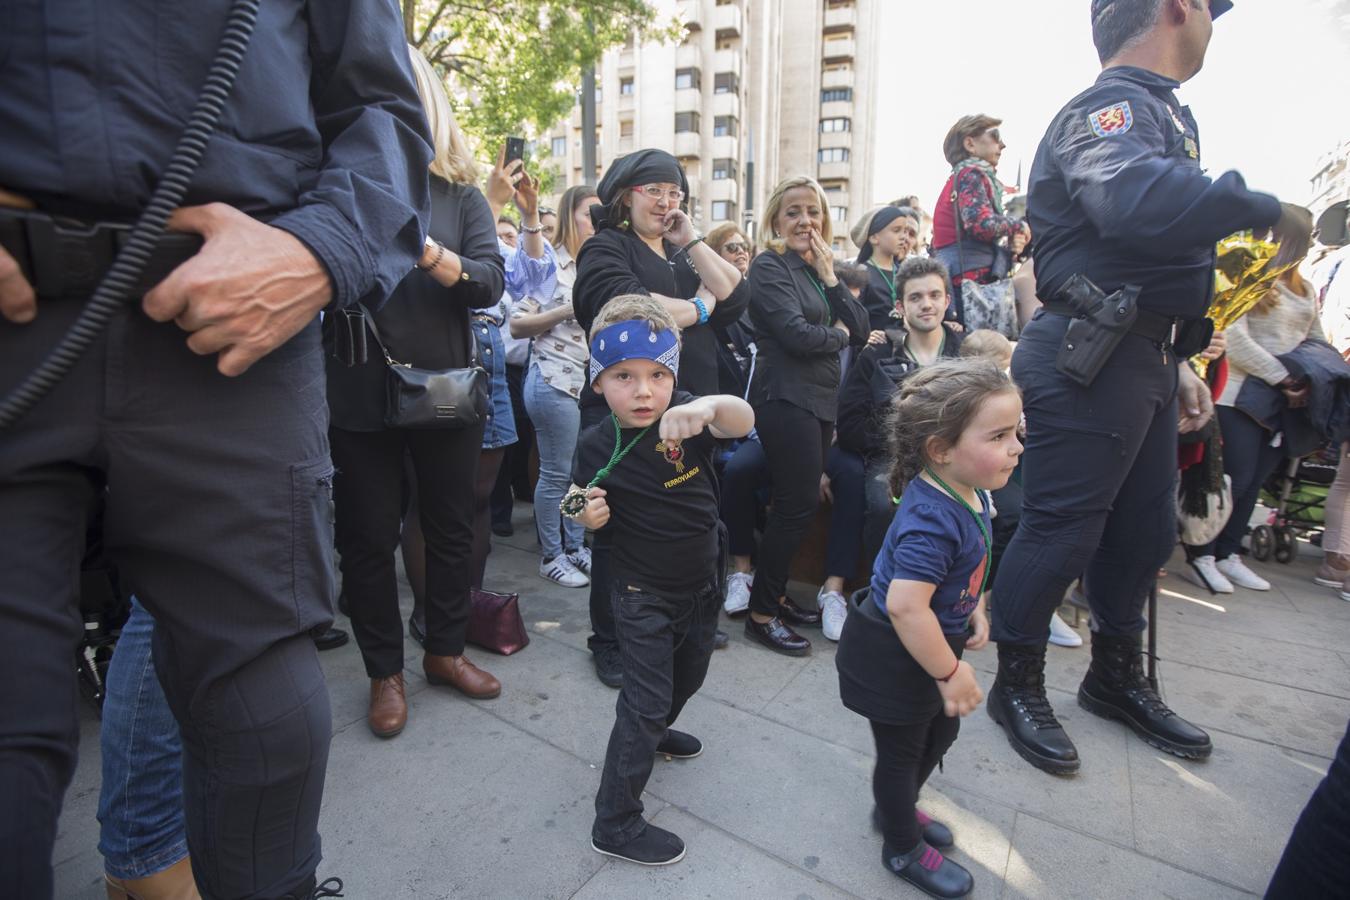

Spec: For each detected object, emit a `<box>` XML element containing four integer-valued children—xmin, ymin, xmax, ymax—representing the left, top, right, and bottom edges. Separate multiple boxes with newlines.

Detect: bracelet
<box><xmin>416</xmin><ymin>240</ymin><xmax>446</xmax><ymax>272</ymax></box>
<box><xmin>682</xmin><ymin>235</ymin><xmax>705</xmax><ymax>253</ymax></box>
<box><xmin>690</xmin><ymin>296</ymin><xmax>709</xmax><ymax>325</ymax></box>
<box><xmin>936</xmin><ymin>659</ymin><xmax>960</xmax><ymax>683</ymax></box>
<box><xmin>520</xmin><ymin>221</ymin><xmax>543</xmax><ymax>234</ymax></box>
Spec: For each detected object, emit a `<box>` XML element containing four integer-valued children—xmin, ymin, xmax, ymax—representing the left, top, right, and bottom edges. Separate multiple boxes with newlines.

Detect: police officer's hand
<box><xmin>0</xmin><ymin>243</ymin><xmax>36</xmax><ymax>325</ymax></box>
<box><xmin>1177</xmin><ymin>363</ymin><xmax>1215</xmax><ymax>434</ymax></box>
<box><xmin>143</xmin><ymin>203</ymin><xmax>332</xmax><ymax>377</ymax></box>
<box><xmin>0</xmin><ymin>188</ymin><xmax>37</xmax><ymax>324</ymax></box>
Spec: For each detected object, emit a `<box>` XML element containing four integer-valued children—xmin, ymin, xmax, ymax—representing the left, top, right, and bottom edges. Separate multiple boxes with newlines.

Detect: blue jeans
<box><xmin>473</xmin><ymin>315</ymin><xmax>519</xmax><ymax>450</ymax></box>
<box><xmin>523</xmin><ymin>364</ymin><xmax>584</xmax><ymax>560</ymax></box>
<box><xmin>97</xmin><ymin>599</ymin><xmax>187</xmax><ymax>880</ymax></box>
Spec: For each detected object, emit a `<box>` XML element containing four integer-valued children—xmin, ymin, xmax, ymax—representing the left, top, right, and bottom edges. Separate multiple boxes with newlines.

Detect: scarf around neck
<box><xmin>952</xmin><ymin>156</ymin><xmax>1005</xmax><ymax>217</ymax></box>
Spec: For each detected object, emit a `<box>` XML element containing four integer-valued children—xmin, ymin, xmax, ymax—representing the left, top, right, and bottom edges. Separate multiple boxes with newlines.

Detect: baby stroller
<box><xmin>1249</xmin><ymin>443</ymin><xmax>1339</xmax><ymax>563</ymax></box>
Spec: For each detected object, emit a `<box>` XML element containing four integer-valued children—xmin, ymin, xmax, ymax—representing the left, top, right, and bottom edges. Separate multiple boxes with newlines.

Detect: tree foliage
<box><xmin>403</xmin><ymin>0</ymin><xmax>676</xmax><ymax>159</ymax></box>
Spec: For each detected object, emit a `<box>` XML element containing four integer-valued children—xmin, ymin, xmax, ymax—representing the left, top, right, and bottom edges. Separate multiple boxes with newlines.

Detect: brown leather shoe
<box><xmin>368</xmin><ymin>673</ymin><xmax>407</xmax><ymax>738</ymax></box>
<box><xmin>104</xmin><ymin>856</ymin><xmax>201</xmax><ymax>899</ymax></box>
<box><xmin>423</xmin><ymin>653</ymin><xmax>501</xmax><ymax>699</ymax></box>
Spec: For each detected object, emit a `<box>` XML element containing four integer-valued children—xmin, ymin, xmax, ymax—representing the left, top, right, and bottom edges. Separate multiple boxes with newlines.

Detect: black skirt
<box><xmin>836</xmin><ymin>587</ymin><xmax>968</xmax><ymax>726</ymax></box>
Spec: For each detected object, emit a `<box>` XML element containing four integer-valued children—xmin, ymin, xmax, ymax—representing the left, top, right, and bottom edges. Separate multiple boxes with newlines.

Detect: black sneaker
<box><xmin>592</xmin><ymin>822</ymin><xmax>686</xmax><ymax>866</ymax></box>
<box><xmin>281</xmin><ymin>876</ymin><xmax>345</xmax><ymax>899</ymax></box>
<box><xmin>656</xmin><ymin>729</ymin><xmax>703</xmax><ymax>759</ymax></box>
<box><xmin>593</xmin><ymin>646</ymin><xmax>623</xmax><ymax>689</ymax></box>
<box><xmin>882</xmin><ymin>840</ymin><xmax>973</xmax><ymax>898</ymax></box>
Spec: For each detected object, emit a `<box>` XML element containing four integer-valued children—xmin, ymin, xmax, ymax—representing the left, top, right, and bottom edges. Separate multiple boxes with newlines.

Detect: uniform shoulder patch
<box><xmin>1087</xmin><ymin>101</ymin><xmax>1133</xmax><ymax>138</ymax></box>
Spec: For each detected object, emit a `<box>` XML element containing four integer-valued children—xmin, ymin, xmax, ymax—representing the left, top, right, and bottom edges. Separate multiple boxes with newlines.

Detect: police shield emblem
<box><xmin>1088</xmin><ymin>101</ymin><xmax>1133</xmax><ymax>138</ymax></box>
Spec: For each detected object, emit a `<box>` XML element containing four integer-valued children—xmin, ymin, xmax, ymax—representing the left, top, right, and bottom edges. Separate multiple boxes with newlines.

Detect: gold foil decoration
<box><xmin>1193</xmin><ymin>233</ymin><xmax>1294</xmax><ymax>377</ymax></box>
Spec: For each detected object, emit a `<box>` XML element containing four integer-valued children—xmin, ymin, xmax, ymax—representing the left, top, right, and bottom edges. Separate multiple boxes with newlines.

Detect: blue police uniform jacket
<box><xmin>1026</xmin><ymin>66</ymin><xmax>1281</xmax><ymax>319</ymax></box>
<box><xmin>0</xmin><ymin>0</ymin><xmax>433</xmax><ymax>310</ymax></box>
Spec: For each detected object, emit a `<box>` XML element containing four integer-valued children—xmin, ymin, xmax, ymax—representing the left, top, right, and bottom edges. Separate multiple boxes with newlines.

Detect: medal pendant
<box><xmin>561</xmin><ymin>487</ymin><xmax>589</xmax><ymax>519</ymax></box>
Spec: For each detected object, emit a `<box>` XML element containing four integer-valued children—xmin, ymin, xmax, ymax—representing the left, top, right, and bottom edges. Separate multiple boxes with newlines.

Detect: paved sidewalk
<box><xmin>54</xmin><ymin>504</ymin><xmax>1348</xmax><ymax>898</ymax></box>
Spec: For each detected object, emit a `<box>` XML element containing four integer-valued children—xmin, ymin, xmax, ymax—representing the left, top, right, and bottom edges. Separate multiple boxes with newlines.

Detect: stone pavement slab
<box><xmin>51</xmin><ymin>505</ymin><xmax>1342</xmax><ymax>898</ymax></box>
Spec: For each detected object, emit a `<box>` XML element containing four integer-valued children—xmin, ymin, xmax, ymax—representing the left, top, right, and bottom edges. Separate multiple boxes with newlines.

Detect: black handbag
<box><xmin>359</xmin><ymin>303</ymin><xmax>490</xmax><ymax>430</ymax></box>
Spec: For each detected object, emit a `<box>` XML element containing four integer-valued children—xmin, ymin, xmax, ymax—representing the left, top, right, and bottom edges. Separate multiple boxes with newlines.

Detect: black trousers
<box><xmin>490</xmin><ymin>362</ymin><xmax>533</xmax><ymax>526</ymax></box>
<box><xmin>869</xmin><ymin>714</ymin><xmax>961</xmax><ymax>852</ymax></box>
<box><xmin>593</xmin><ymin>580</ymin><xmax>721</xmax><ymax>843</ymax></box>
<box><xmin>0</xmin><ymin>307</ymin><xmax>333</xmax><ymax>899</ymax></box>
<box><xmin>719</xmin><ymin>437</ymin><xmax>770</xmax><ymax>558</ymax></box>
<box><xmin>1267</xmin><ymin>719</ymin><xmax>1350</xmax><ymax>898</ymax></box>
<box><xmin>1193</xmin><ymin>405</ymin><xmax>1284</xmax><ymax>560</ymax></box>
<box><xmin>748</xmin><ymin>400</ymin><xmax>833</xmax><ymax>616</ymax></box>
<box><xmin>992</xmin><ymin>312</ymin><xmax>1179</xmax><ymax>645</ymax></box>
<box><xmin>330</xmin><ymin>424</ymin><xmax>481</xmax><ymax>674</ymax></box>
<box><xmin>825</xmin><ymin>446</ymin><xmax>893</xmax><ymax>579</ymax></box>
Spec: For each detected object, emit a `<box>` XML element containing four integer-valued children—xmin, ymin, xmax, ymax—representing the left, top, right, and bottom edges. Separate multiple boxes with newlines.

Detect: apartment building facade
<box><xmin>544</xmin><ymin>0</ymin><xmax>878</xmax><ymax>253</ymax></box>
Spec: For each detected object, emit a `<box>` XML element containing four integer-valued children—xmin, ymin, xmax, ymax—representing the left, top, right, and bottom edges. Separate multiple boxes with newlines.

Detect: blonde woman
<box><xmin>327</xmin><ymin>46</ymin><xmax>505</xmax><ymax>740</ymax></box>
<box><xmin>743</xmin><ymin>176</ymin><xmax>868</xmax><ymax>656</ymax></box>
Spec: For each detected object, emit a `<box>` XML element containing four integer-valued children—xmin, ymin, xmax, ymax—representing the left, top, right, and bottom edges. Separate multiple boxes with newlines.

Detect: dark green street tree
<box><xmin>402</xmin><ymin>0</ymin><xmax>676</xmax><ymax>155</ymax></box>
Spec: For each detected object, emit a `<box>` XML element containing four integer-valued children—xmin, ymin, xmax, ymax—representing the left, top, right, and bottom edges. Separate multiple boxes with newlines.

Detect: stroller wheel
<box><xmin>1251</xmin><ymin>525</ymin><xmax>1275</xmax><ymax>562</ymax></box>
<box><xmin>1273</xmin><ymin>526</ymin><xmax>1297</xmax><ymax>564</ymax></box>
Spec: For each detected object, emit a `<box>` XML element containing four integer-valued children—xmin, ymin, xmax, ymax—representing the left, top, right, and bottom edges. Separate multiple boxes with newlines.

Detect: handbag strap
<box><xmin>949</xmin><ymin>174</ymin><xmax>968</xmax><ymax>281</ymax></box>
<box><xmin>356</xmin><ymin>301</ymin><xmax>481</xmax><ymax>370</ymax></box>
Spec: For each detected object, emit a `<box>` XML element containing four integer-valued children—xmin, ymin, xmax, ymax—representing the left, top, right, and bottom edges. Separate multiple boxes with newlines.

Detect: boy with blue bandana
<box><xmin>566</xmin><ymin>294</ymin><xmax>753</xmax><ymax>866</ymax></box>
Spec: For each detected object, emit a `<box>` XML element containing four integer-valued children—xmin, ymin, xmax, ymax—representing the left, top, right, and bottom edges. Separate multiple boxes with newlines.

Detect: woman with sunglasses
<box><xmin>572</xmin><ymin>149</ymin><xmax>746</xmax><ymax>687</ymax></box>
<box><xmin>930</xmin><ymin>115</ymin><xmax>1029</xmax><ymax>327</ymax></box>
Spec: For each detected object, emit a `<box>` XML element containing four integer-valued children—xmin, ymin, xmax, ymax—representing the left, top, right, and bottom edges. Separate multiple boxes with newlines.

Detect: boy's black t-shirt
<box><xmin>571</xmin><ymin>392</ymin><xmax>719</xmax><ymax>595</ymax></box>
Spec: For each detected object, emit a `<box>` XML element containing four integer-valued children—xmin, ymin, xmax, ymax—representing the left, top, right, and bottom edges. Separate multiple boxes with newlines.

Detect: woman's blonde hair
<box><xmin>886</xmin><ymin>358</ymin><xmax>1019</xmax><ymax>498</ymax></box>
<box><xmin>590</xmin><ymin>293</ymin><xmax>681</xmax><ymax>343</ymax></box>
<box><xmin>1253</xmin><ymin>203</ymin><xmax>1314</xmax><ymax>314</ymax></box>
<box><xmin>407</xmin><ymin>46</ymin><xmax>479</xmax><ymax>186</ymax></box>
<box><xmin>555</xmin><ymin>184</ymin><xmax>599</xmax><ymax>258</ymax></box>
<box><xmin>760</xmin><ymin>176</ymin><xmax>833</xmax><ymax>254</ymax></box>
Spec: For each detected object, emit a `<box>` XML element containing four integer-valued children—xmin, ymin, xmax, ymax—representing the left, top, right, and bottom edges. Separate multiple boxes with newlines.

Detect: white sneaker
<box><xmin>567</xmin><ymin>546</ymin><xmax>593</xmax><ymax>577</ymax></box>
<box><xmin>724</xmin><ymin>572</ymin><xmax>753</xmax><ymax>614</ymax></box>
<box><xmin>1216</xmin><ymin>555</ymin><xmax>1271</xmax><ymax>591</ymax></box>
<box><xmin>820</xmin><ymin>588</ymin><xmax>848</xmax><ymax>642</ymax></box>
<box><xmin>1047</xmin><ymin>611</ymin><xmax>1083</xmax><ymax>647</ymax></box>
<box><xmin>540</xmin><ymin>555</ymin><xmax>589</xmax><ymax>587</ymax></box>
<box><xmin>1186</xmin><ymin>555</ymin><xmax>1235</xmax><ymax>594</ymax></box>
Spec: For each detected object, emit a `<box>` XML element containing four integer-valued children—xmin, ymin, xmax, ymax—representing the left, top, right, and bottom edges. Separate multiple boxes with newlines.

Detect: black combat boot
<box><xmin>988</xmin><ymin>642</ymin><xmax>1080</xmax><ymax>775</ymax></box>
<box><xmin>1077</xmin><ymin>632</ymin><xmax>1212</xmax><ymax>759</ymax></box>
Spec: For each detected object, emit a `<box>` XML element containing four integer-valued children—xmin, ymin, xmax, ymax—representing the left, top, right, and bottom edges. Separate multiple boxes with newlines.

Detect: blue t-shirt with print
<box><xmin>870</xmin><ymin>477</ymin><xmax>991</xmax><ymax>635</ymax></box>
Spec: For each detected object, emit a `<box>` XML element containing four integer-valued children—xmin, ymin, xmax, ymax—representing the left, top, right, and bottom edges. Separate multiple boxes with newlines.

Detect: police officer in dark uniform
<box><xmin>0</xmin><ymin>3</ymin><xmax>431</xmax><ymax>898</ymax></box>
<box><xmin>987</xmin><ymin>0</ymin><xmax>1290</xmax><ymax>775</ymax></box>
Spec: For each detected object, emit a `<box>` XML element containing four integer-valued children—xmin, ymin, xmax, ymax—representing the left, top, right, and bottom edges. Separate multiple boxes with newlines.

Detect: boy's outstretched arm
<box><xmin>659</xmin><ymin>395</ymin><xmax>754</xmax><ymax>442</ymax></box>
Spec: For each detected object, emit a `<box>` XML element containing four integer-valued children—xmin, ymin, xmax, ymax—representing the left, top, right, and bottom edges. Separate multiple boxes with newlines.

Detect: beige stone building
<box><xmin>544</xmin><ymin>0</ymin><xmax>879</xmax><ymax>253</ymax></box>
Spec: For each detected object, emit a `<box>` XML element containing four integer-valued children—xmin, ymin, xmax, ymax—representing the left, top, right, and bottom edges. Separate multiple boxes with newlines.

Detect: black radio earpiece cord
<box><xmin>0</xmin><ymin>0</ymin><xmax>261</xmax><ymax>431</ymax></box>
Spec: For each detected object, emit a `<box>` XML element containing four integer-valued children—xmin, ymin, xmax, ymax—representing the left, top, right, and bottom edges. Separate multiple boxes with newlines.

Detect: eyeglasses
<box><xmin>722</xmin><ymin>241</ymin><xmax>749</xmax><ymax>254</ymax></box>
<box><xmin>984</xmin><ymin>128</ymin><xmax>1002</xmax><ymax>143</ymax></box>
<box><xmin>634</xmin><ymin>185</ymin><xmax>685</xmax><ymax>203</ymax></box>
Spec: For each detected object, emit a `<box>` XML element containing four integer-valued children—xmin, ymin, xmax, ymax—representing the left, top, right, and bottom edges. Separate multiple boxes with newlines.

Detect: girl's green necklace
<box><xmin>923</xmin><ymin>466</ymin><xmax>993</xmax><ymax>598</ymax></box>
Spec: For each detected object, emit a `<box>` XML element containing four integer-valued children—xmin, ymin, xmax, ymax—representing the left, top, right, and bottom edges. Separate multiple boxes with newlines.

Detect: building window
<box><xmin>712</xmin><ymin>200</ymin><xmax>736</xmax><ymax>221</ymax></box>
<box><xmin>714</xmin><ymin>72</ymin><xmax>739</xmax><ymax>94</ymax></box>
<box><xmin>820</xmin><ymin>180</ymin><xmax>846</xmax><ymax>193</ymax></box>
<box><xmin>831</xmin><ymin>206</ymin><xmax>848</xmax><ymax>222</ymax></box>
<box><xmin>821</xmin><ymin>87</ymin><xmax>853</xmax><ymax>103</ymax></box>
<box><xmin>620</xmin><ymin>120</ymin><xmax>634</xmax><ymax>138</ymax></box>
<box><xmin>818</xmin><ymin>147</ymin><xmax>851</xmax><ymax>163</ymax></box>
<box><xmin>620</xmin><ymin>77</ymin><xmax>635</xmax><ymax>95</ymax></box>
<box><xmin>712</xmin><ymin>158</ymin><xmax>736</xmax><ymax>180</ymax></box>
<box><xmin>716</xmin><ymin>36</ymin><xmax>736</xmax><ymax>50</ymax></box>
<box><xmin>675</xmin><ymin>68</ymin><xmax>701</xmax><ymax>90</ymax></box>
<box><xmin>713</xmin><ymin>115</ymin><xmax>738</xmax><ymax>136</ymax></box>
<box><xmin>675</xmin><ymin>111</ymin><xmax>701</xmax><ymax>133</ymax></box>
<box><xmin>820</xmin><ymin>117</ymin><xmax>851</xmax><ymax>133</ymax></box>
<box><xmin>551</xmin><ymin>136</ymin><xmax>567</xmax><ymax>157</ymax></box>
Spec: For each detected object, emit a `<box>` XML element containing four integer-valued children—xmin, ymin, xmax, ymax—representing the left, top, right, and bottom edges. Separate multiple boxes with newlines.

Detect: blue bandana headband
<box><xmin>588</xmin><ymin>319</ymin><xmax>680</xmax><ymax>382</ymax></box>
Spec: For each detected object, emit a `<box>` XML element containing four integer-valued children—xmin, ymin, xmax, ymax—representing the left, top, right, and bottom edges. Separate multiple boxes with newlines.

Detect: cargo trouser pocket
<box><xmin>291</xmin><ymin>455</ymin><xmax>336</xmax><ymax>627</ymax></box>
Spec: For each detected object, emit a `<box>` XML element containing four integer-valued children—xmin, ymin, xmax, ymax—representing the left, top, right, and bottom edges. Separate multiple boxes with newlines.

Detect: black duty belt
<box><xmin>1041</xmin><ymin>298</ymin><xmax>1180</xmax><ymax>345</ymax></box>
<box><xmin>0</xmin><ymin>207</ymin><xmax>202</xmax><ymax>300</ymax></box>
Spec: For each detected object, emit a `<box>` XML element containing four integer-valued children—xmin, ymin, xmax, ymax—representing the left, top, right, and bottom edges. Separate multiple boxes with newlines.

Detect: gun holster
<box><xmin>1052</xmin><ymin>274</ymin><xmax>1141</xmax><ymax>387</ymax></box>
